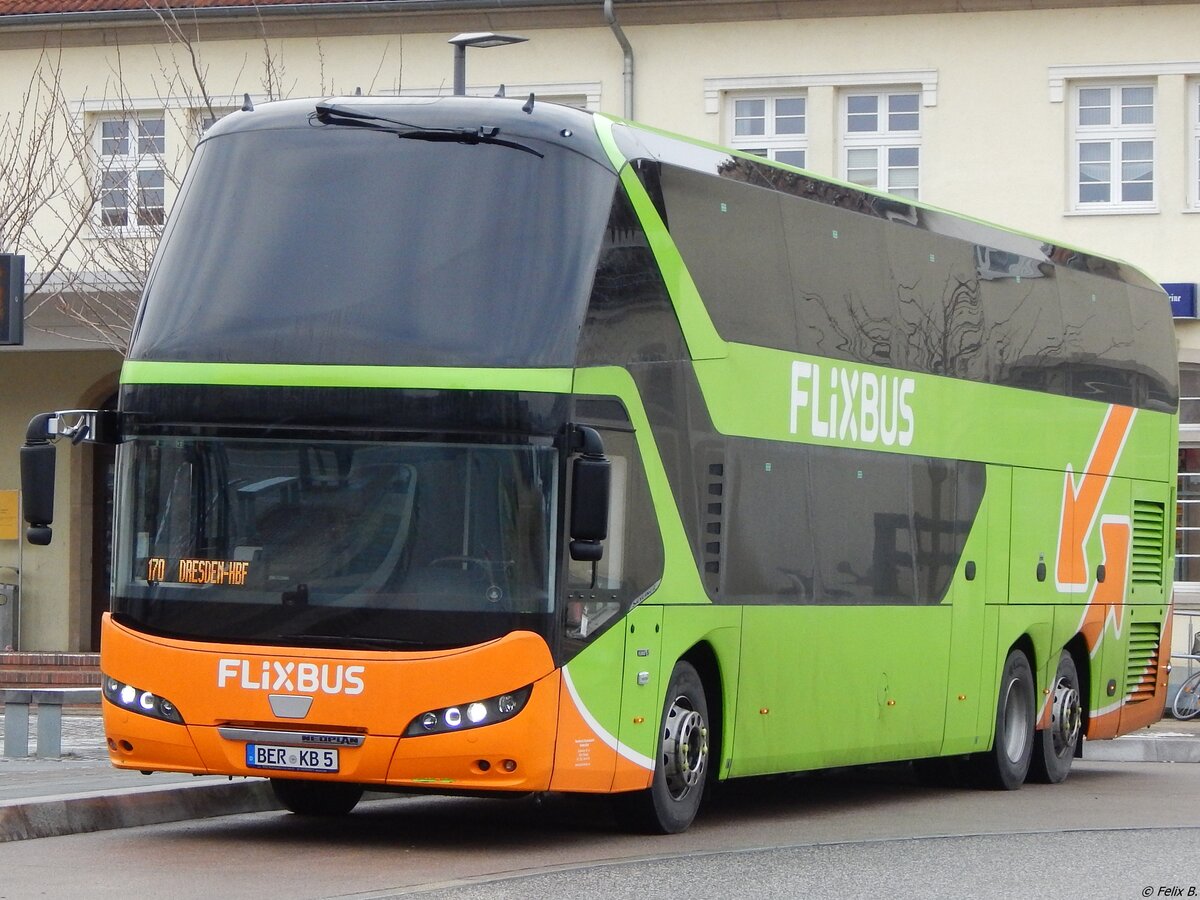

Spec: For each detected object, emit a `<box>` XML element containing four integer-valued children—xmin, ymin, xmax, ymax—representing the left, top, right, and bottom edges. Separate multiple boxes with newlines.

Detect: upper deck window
<box><xmin>130</xmin><ymin>122</ymin><xmax>616</xmax><ymax>368</ymax></box>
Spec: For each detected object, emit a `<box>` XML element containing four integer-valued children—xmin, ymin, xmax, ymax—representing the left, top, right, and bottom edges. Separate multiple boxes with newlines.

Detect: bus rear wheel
<box><xmin>1027</xmin><ymin>652</ymin><xmax>1082</xmax><ymax>784</ymax></box>
<box><xmin>271</xmin><ymin>778</ymin><xmax>364</xmax><ymax>816</ymax></box>
<box><xmin>969</xmin><ymin>649</ymin><xmax>1035</xmax><ymax>790</ymax></box>
<box><xmin>616</xmin><ymin>661</ymin><xmax>710</xmax><ymax>834</ymax></box>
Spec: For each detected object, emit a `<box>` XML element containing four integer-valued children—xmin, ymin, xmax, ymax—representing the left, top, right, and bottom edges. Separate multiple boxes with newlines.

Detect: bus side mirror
<box><xmin>21</xmin><ymin>414</ymin><xmax>58</xmax><ymax>546</ymax></box>
<box><xmin>569</xmin><ymin>426</ymin><xmax>610</xmax><ymax>563</ymax></box>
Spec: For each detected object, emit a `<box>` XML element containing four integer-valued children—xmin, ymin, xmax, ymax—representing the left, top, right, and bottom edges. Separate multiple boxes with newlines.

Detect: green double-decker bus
<box><xmin>21</xmin><ymin>96</ymin><xmax>1177</xmax><ymax>834</ymax></box>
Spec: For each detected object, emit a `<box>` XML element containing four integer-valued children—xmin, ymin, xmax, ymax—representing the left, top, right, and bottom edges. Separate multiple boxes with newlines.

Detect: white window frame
<box><xmin>395</xmin><ymin>82</ymin><xmax>601</xmax><ymax>111</ymax></box>
<box><xmin>726</xmin><ymin>93</ymin><xmax>809</xmax><ymax>169</ymax></box>
<box><xmin>1069</xmin><ymin>80</ymin><xmax>1157</xmax><ymax>214</ymax></box>
<box><xmin>1192</xmin><ymin>80</ymin><xmax>1200</xmax><ymax>211</ymax></box>
<box><xmin>840</xmin><ymin>88</ymin><xmax>921</xmax><ymax>200</ymax></box>
<box><xmin>93</xmin><ymin>112</ymin><xmax>168</xmax><ymax>232</ymax></box>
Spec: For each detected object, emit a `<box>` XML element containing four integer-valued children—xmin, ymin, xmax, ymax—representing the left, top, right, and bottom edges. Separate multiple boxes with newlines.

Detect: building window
<box><xmin>729</xmin><ymin>95</ymin><xmax>808</xmax><ymax>169</ymax></box>
<box><xmin>1072</xmin><ymin>83</ymin><xmax>1155</xmax><ymax>211</ymax></box>
<box><xmin>841</xmin><ymin>90</ymin><xmax>920</xmax><ymax>199</ymax></box>
<box><xmin>97</xmin><ymin>115</ymin><xmax>166</xmax><ymax>228</ymax></box>
<box><xmin>197</xmin><ymin>107</ymin><xmax>238</xmax><ymax>137</ymax></box>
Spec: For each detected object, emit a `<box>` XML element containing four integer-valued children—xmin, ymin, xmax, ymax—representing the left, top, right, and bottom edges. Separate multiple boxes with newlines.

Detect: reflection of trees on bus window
<box><xmin>565</xmin><ymin>425</ymin><xmax>663</xmax><ymax>642</ymax></box>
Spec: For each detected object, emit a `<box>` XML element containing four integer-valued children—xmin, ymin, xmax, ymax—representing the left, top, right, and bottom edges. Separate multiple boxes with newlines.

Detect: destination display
<box><xmin>144</xmin><ymin>557</ymin><xmax>251</xmax><ymax>586</ymax></box>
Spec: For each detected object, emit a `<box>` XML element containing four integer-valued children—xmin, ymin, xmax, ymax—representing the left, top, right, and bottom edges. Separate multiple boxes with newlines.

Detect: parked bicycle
<box><xmin>1171</xmin><ymin>632</ymin><xmax>1200</xmax><ymax>721</ymax></box>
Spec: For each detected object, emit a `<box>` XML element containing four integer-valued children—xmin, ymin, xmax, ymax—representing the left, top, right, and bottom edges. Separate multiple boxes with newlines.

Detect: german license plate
<box><xmin>246</xmin><ymin>743</ymin><xmax>339</xmax><ymax>773</ymax></box>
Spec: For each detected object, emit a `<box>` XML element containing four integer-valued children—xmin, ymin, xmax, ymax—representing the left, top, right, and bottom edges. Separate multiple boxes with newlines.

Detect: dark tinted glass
<box><xmin>722</xmin><ymin>440</ymin><xmax>816</xmax><ymax>603</ymax></box>
<box><xmin>783</xmin><ymin>195</ymin><xmax>893</xmax><ymax>366</ymax></box>
<box><xmin>1128</xmin><ymin>282</ymin><xmax>1180</xmax><ymax>410</ymax></box>
<box><xmin>656</xmin><ymin>164</ymin><xmax>798</xmax><ymax>350</ymax></box>
<box><xmin>578</xmin><ymin>187</ymin><xmax>687</xmax><ymax>365</ymax></box>
<box><xmin>631</xmin><ymin>138</ymin><xmax>1176</xmax><ymax>412</ymax></box>
<box><xmin>808</xmin><ymin>445</ymin><xmax>916</xmax><ymax>604</ymax></box>
<box><xmin>1056</xmin><ymin>266</ymin><xmax>1136</xmax><ymax>406</ymax></box>
<box><xmin>888</xmin><ymin>225</ymin><xmax>984</xmax><ymax>380</ymax></box>
<box><xmin>131</xmin><ymin>126</ymin><xmax>616</xmax><ymax>367</ymax></box>
<box><xmin>112</xmin><ymin>435</ymin><xmax>558</xmax><ymax>649</ymax></box>
<box><xmin>719</xmin><ymin>438</ymin><xmax>984</xmax><ymax>606</ymax></box>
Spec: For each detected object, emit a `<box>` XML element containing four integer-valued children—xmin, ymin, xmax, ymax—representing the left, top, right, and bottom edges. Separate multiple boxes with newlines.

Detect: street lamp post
<box><xmin>448</xmin><ymin>32</ymin><xmax>528</xmax><ymax>96</ymax></box>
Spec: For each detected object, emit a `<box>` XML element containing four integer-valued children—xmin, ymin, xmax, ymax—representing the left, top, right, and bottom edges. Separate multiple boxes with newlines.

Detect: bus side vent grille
<box><xmin>702</xmin><ymin>455</ymin><xmax>725</xmax><ymax>596</ymax></box>
<box><xmin>1131</xmin><ymin>500</ymin><xmax>1165</xmax><ymax>588</ymax></box>
<box><xmin>1124</xmin><ymin>620</ymin><xmax>1161</xmax><ymax>703</ymax></box>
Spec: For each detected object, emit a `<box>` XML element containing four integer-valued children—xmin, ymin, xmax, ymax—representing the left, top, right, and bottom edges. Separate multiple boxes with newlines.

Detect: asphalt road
<box><xmin>0</xmin><ymin>760</ymin><xmax>1196</xmax><ymax>899</ymax></box>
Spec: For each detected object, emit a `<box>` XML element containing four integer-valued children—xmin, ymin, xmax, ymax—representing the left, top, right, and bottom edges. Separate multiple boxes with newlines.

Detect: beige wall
<box><xmin>0</xmin><ymin>349</ymin><xmax>120</xmax><ymax>650</ymax></box>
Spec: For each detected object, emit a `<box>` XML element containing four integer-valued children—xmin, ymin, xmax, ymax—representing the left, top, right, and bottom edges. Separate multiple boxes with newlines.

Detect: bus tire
<box><xmin>969</xmin><ymin>649</ymin><xmax>1035</xmax><ymax>790</ymax></box>
<box><xmin>615</xmin><ymin>660</ymin><xmax>710</xmax><ymax>834</ymax></box>
<box><xmin>270</xmin><ymin>778</ymin><xmax>364</xmax><ymax>816</ymax></box>
<box><xmin>1027</xmin><ymin>652</ymin><xmax>1082</xmax><ymax>784</ymax></box>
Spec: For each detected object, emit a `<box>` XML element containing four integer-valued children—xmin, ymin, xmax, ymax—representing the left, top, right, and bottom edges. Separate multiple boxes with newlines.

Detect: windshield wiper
<box><xmin>313</xmin><ymin>103</ymin><xmax>544</xmax><ymax>158</ymax></box>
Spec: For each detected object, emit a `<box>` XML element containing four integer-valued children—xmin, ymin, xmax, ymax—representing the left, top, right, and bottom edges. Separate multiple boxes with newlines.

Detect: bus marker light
<box><xmin>633</xmin><ymin>716</ymin><xmax>645</xmax><ymax>724</ymax></box>
<box><xmin>759</xmin><ymin>708</ymin><xmax>769</xmax><ymax>715</ymax></box>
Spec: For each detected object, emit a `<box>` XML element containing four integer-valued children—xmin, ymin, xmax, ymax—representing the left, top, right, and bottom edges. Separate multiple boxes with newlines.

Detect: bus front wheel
<box><xmin>270</xmin><ymin>778</ymin><xmax>364</xmax><ymax>816</ymax></box>
<box><xmin>969</xmin><ymin>649</ymin><xmax>1035</xmax><ymax>790</ymax></box>
<box><xmin>616</xmin><ymin>660</ymin><xmax>710</xmax><ymax>834</ymax></box>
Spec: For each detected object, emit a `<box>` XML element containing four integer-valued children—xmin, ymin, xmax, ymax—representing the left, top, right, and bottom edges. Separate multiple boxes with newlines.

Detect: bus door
<box><xmin>940</xmin><ymin>465</ymin><xmax>1004</xmax><ymax>754</ymax></box>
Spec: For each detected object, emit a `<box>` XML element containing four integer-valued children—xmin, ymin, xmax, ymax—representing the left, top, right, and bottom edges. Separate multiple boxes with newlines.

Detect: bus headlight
<box><xmin>102</xmin><ymin>673</ymin><xmax>185</xmax><ymax>725</ymax></box>
<box><xmin>405</xmin><ymin>686</ymin><xmax>532</xmax><ymax>737</ymax></box>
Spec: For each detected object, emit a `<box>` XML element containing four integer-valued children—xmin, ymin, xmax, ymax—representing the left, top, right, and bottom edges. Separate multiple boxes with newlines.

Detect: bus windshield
<box><xmin>128</xmin><ymin>118</ymin><xmax>616</xmax><ymax>368</ymax></box>
<box><xmin>111</xmin><ymin>436</ymin><xmax>559</xmax><ymax>650</ymax></box>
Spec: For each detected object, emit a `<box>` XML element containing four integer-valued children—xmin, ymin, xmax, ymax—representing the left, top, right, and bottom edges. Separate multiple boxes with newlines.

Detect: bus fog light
<box><xmin>467</xmin><ymin>702</ymin><xmax>487</xmax><ymax>724</ymax></box>
<box><xmin>502</xmin><ymin>759</ymin><xmax>517</xmax><ymax>772</ymax></box>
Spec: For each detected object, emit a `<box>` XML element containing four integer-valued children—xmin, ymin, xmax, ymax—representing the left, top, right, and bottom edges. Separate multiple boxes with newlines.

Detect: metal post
<box><xmin>36</xmin><ymin>701</ymin><xmax>62</xmax><ymax>758</ymax></box>
<box><xmin>3</xmin><ymin>697</ymin><xmax>31</xmax><ymax>757</ymax></box>
<box><xmin>453</xmin><ymin>44</ymin><xmax>467</xmax><ymax>96</ymax></box>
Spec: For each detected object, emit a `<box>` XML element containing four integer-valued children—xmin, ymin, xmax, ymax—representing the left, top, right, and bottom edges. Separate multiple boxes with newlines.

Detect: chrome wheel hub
<box><xmin>662</xmin><ymin>697</ymin><xmax>708</xmax><ymax>801</ymax></box>
<box><xmin>1049</xmin><ymin>677</ymin><xmax>1081</xmax><ymax>757</ymax></box>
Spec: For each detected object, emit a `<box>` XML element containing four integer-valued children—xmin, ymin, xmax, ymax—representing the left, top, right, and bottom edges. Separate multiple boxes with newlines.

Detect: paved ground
<box><xmin>0</xmin><ymin>710</ymin><xmax>279</xmax><ymax>840</ymax></box>
<box><xmin>0</xmin><ymin>708</ymin><xmax>1197</xmax><ymax>843</ymax></box>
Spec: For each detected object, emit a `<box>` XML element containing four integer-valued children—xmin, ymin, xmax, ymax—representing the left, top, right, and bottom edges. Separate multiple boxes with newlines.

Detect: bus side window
<box><xmin>566</xmin><ymin>427</ymin><xmax>663</xmax><ymax>641</ymax></box>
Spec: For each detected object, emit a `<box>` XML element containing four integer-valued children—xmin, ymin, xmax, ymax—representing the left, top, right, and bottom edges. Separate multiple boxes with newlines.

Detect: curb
<box><xmin>0</xmin><ymin>778</ymin><xmax>280</xmax><ymax>842</ymax></box>
<box><xmin>1083</xmin><ymin>733</ymin><xmax>1200</xmax><ymax>764</ymax></box>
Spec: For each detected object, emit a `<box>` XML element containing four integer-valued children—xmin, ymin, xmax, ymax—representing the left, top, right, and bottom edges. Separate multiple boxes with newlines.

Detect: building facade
<box><xmin>2</xmin><ymin>0</ymin><xmax>1200</xmax><ymax>651</ymax></box>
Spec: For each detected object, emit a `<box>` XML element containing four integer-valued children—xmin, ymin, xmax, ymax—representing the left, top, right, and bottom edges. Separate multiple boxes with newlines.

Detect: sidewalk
<box><xmin>0</xmin><ymin>710</ymin><xmax>278</xmax><ymax>842</ymax></box>
<box><xmin>1</xmin><ymin>710</ymin><xmax>1198</xmax><ymax>843</ymax></box>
